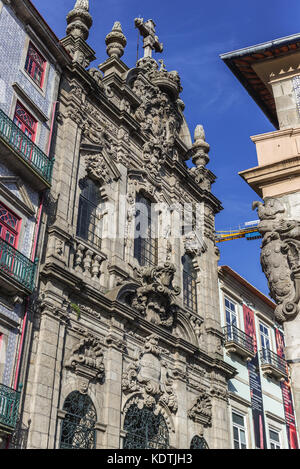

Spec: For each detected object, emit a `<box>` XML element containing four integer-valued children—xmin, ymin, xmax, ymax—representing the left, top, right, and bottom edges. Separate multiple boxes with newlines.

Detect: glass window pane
<box><xmin>269</xmin><ymin>430</ymin><xmax>280</xmax><ymax>442</ymax></box>
<box><xmin>232</xmin><ymin>412</ymin><xmax>244</xmax><ymax>426</ymax></box>
<box><xmin>240</xmin><ymin>430</ymin><xmax>246</xmax><ymax>445</ymax></box>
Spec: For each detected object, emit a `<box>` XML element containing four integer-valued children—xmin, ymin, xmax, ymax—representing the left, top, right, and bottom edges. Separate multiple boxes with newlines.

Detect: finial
<box><xmin>66</xmin><ymin>0</ymin><xmax>93</xmax><ymax>41</ymax></box>
<box><xmin>192</xmin><ymin>125</ymin><xmax>210</xmax><ymax>167</ymax></box>
<box><xmin>105</xmin><ymin>22</ymin><xmax>127</xmax><ymax>59</ymax></box>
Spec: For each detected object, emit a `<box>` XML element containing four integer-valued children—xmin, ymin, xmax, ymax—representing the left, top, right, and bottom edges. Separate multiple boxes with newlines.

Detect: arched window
<box><xmin>182</xmin><ymin>254</ymin><xmax>197</xmax><ymax>312</ymax></box>
<box><xmin>76</xmin><ymin>179</ymin><xmax>102</xmax><ymax>248</ymax></box>
<box><xmin>123</xmin><ymin>404</ymin><xmax>169</xmax><ymax>449</ymax></box>
<box><xmin>190</xmin><ymin>435</ymin><xmax>209</xmax><ymax>449</ymax></box>
<box><xmin>59</xmin><ymin>391</ymin><xmax>97</xmax><ymax>449</ymax></box>
<box><xmin>134</xmin><ymin>194</ymin><xmax>158</xmax><ymax>267</ymax></box>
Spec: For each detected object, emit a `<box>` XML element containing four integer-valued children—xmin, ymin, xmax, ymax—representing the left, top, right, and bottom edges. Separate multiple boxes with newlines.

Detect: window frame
<box><xmin>24</xmin><ymin>41</ymin><xmax>46</xmax><ymax>89</ymax></box>
<box><xmin>182</xmin><ymin>254</ymin><xmax>198</xmax><ymax>313</ymax></box>
<box><xmin>76</xmin><ymin>179</ymin><xmax>102</xmax><ymax>249</ymax></box>
<box><xmin>13</xmin><ymin>101</ymin><xmax>37</xmax><ymax>143</ymax></box>
<box><xmin>134</xmin><ymin>194</ymin><xmax>158</xmax><ymax>267</ymax></box>
<box><xmin>224</xmin><ymin>296</ymin><xmax>238</xmax><ymax>328</ymax></box>
<box><xmin>232</xmin><ymin>410</ymin><xmax>248</xmax><ymax>450</ymax></box>
<box><xmin>269</xmin><ymin>427</ymin><xmax>281</xmax><ymax>449</ymax></box>
<box><xmin>0</xmin><ymin>201</ymin><xmax>21</xmax><ymax>249</ymax></box>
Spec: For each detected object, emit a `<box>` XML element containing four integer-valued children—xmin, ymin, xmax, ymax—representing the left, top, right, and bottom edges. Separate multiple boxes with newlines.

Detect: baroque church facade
<box><xmin>21</xmin><ymin>0</ymin><xmax>236</xmax><ymax>449</ymax></box>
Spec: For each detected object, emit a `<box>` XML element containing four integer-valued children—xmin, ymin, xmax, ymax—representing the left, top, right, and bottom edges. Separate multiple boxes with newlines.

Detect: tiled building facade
<box><xmin>219</xmin><ymin>266</ymin><xmax>299</xmax><ymax>449</ymax></box>
<box><xmin>0</xmin><ymin>0</ymin><xmax>70</xmax><ymax>448</ymax></box>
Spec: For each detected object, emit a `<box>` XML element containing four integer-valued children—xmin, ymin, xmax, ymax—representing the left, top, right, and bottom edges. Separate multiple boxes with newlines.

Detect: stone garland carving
<box><xmin>253</xmin><ymin>198</ymin><xmax>300</xmax><ymax>323</ymax></box>
<box><xmin>65</xmin><ymin>333</ymin><xmax>105</xmax><ymax>382</ymax></box>
<box><xmin>122</xmin><ymin>334</ymin><xmax>178</xmax><ymax>414</ymax></box>
<box><xmin>131</xmin><ymin>262</ymin><xmax>181</xmax><ymax>328</ymax></box>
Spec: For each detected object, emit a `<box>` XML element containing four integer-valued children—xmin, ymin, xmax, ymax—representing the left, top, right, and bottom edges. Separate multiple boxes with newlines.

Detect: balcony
<box><xmin>223</xmin><ymin>325</ymin><xmax>255</xmax><ymax>361</ymax></box>
<box><xmin>0</xmin><ymin>107</ymin><xmax>53</xmax><ymax>190</ymax></box>
<box><xmin>0</xmin><ymin>384</ymin><xmax>21</xmax><ymax>433</ymax></box>
<box><xmin>0</xmin><ymin>238</ymin><xmax>37</xmax><ymax>297</ymax></box>
<box><xmin>260</xmin><ymin>348</ymin><xmax>288</xmax><ymax>382</ymax></box>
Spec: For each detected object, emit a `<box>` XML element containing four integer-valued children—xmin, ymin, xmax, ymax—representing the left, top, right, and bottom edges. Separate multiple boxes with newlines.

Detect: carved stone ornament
<box><xmin>188</xmin><ymin>389</ymin><xmax>212</xmax><ymax>426</ymax></box>
<box><xmin>130</xmin><ymin>262</ymin><xmax>181</xmax><ymax>328</ymax></box>
<box><xmin>188</xmin><ymin>125</ymin><xmax>212</xmax><ymax>190</ymax></box>
<box><xmin>253</xmin><ymin>198</ymin><xmax>300</xmax><ymax>323</ymax></box>
<box><xmin>130</xmin><ymin>68</ymin><xmax>183</xmax><ymax>177</ymax></box>
<box><xmin>184</xmin><ymin>231</ymin><xmax>207</xmax><ymax>257</ymax></box>
<box><xmin>81</xmin><ymin>123</ymin><xmax>121</xmax><ymax>185</ymax></box>
<box><xmin>105</xmin><ymin>21</ymin><xmax>127</xmax><ymax>59</ymax></box>
<box><xmin>122</xmin><ymin>334</ymin><xmax>178</xmax><ymax>413</ymax></box>
<box><xmin>66</xmin><ymin>333</ymin><xmax>105</xmax><ymax>382</ymax></box>
<box><xmin>66</xmin><ymin>0</ymin><xmax>93</xmax><ymax>41</ymax></box>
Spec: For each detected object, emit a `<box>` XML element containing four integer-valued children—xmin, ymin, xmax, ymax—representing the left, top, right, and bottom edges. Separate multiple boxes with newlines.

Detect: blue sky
<box><xmin>32</xmin><ymin>0</ymin><xmax>300</xmax><ymax>297</ymax></box>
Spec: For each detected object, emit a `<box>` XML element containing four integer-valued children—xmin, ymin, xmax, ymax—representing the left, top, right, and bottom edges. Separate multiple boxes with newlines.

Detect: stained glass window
<box><xmin>59</xmin><ymin>392</ymin><xmax>97</xmax><ymax>450</ymax></box>
<box><xmin>25</xmin><ymin>43</ymin><xmax>46</xmax><ymax>87</ymax></box>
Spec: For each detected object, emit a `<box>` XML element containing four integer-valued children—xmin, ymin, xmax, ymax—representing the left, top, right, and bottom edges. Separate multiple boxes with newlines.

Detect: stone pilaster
<box><xmin>25</xmin><ymin>306</ymin><xmax>67</xmax><ymax>449</ymax></box>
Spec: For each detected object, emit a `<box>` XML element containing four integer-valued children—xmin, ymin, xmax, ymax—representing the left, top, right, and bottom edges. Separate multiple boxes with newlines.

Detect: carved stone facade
<box><xmin>21</xmin><ymin>1</ymin><xmax>235</xmax><ymax>449</ymax></box>
<box><xmin>253</xmin><ymin>198</ymin><xmax>300</xmax><ymax>324</ymax></box>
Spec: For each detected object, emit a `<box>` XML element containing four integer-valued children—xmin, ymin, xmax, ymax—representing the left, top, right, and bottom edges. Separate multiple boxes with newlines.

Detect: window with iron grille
<box><xmin>134</xmin><ymin>194</ymin><xmax>158</xmax><ymax>267</ymax></box>
<box><xmin>25</xmin><ymin>42</ymin><xmax>46</xmax><ymax>88</ymax></box>
<box><xmin>182</xmin><ymin>254</ymin><xmax>197</xmax><ymax>312</ymax></box>
<box><xmin>76</xmin><ymin>179</ymin><xmax>102</xmax><ymax>248</ymax></box>
<box><xmin>190</xmin><ymin>435</ymin><xmax>209</xmax><ymax>449</ymax></box>
<box><xmin>59</xmin><ymin>391</ymin><xmax>97</xmax><ymax>449</ymax></box>
<box><xmin>123</xmin><ymin>404</ymin><xmax>169</xmax><ymax>449</ymax></box>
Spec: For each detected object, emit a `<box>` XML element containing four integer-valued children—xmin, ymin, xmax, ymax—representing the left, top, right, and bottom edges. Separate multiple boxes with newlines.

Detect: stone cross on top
<box><xmin>134</xmin><ymin>18</ymin><xmax>163</xmax><ymax>58</ymax></box>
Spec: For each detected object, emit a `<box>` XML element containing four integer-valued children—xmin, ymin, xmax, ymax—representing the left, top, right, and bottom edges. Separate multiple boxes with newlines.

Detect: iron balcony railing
<box><xmin>0</xmin><ymin>238</ymin><xmax>37</xmax><ymax>292</ymax></box>
<box><xmin>260</xmin><ymin>348</ymin><xmax>287</xmax><ymax>375</ymax></box>
<box><xmin>0</xmin><ymin>107</ymin><xmax>53</xmax><ymax>185</ymax></box>
<box><xmin>0</xmin><ymin>384</ymin><xmax>21</xmax><ymax>431</ymax></box>
<box><xmin>223</xmin><ymin>324</ymin><xmax>255</xmax><ymax>354</ymax></box>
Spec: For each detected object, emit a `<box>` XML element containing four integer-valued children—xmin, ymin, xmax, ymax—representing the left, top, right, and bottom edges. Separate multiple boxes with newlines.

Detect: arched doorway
<box><xmin>59</xmin><ymin>391</ymin><xmax>97</xmax><ymax>449</ymax></box>
<box><xmin>123</xmin><ymin>404</ymin><xmax>169</xmax><ymax>449</ymax></box>
<box><xmin>190</xmin><ymin>435</ymin><xmax>209</xmax><ymax>449</ymax></box>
